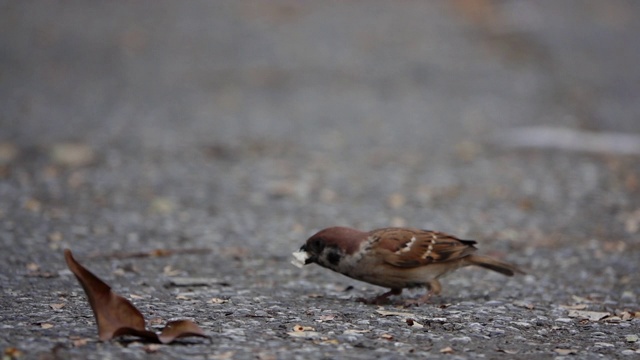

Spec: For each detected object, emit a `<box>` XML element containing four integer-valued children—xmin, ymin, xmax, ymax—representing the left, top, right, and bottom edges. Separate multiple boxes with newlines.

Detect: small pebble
<box><xmin>485</xmin><ymin>300</ymin><xmax>504</xmax><ymax>306</ymax></box>
<box><xmin>593</xmin><ymin>342</ymin><xmax>614</xmax><ymax>348</ymax></box>
<box><xmin>430</xmin><ymin>318</ymin><xmax>447</xmax><ymax>322</ymax></box>
<box><xmin>512</xmin><ymin>322</ymin><xmax>531</xmax><ymax>328</ymax></box>
<box><xmin>486</xmin><ymin>327</ymin><xmax>505</xmax><ymax>335</ymax></box>
<box><xmin>468</xmin><ymin>323</ymin><xmax>483</xmax><ymax>330</ymax></box>
<box><xmin>337</xmin><ymin>334</ymin><xmax>360</xmax><ymax>343</ymax></box>
<box><xmin>450</xmin><ymin>336</ymin><xmax>471</xmax><ymax>343</ymax></box>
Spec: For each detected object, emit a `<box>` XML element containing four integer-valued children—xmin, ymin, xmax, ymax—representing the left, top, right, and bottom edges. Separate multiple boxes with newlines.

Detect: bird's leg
<box><xmin>357</xmin><ymin>288</ymin><xmax>402</xmax><ymax>305</ymax></box>
<box><xmin>403</xmin><ymin>279</ymin><xmax>442</xmax><ymax>306</ymax></box>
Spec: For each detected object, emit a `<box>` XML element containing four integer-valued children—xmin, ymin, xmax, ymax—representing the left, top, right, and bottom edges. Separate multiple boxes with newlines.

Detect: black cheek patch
<box><xmin>326</xmin><ymin>251</ymin><xmax>342</xmax><ymax>266</ymax></box>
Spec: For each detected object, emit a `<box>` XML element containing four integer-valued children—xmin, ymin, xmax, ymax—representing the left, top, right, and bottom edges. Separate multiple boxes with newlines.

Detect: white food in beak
<box><xmin>291</xmin><ymin>250</ymin><xmax>310</xmax><ymax>268</ymax></box>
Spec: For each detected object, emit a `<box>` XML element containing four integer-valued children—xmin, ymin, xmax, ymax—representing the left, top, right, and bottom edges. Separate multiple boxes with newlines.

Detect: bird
<box><xmin>292</xmin><ymin>226</ymin><xmax>524</xmax><ymax>305</ymax></box>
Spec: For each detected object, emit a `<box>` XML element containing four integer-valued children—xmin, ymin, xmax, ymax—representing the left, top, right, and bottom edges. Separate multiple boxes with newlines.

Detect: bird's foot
<box><xmin>402</xmin><ymin>292</ymin><xmax>434</xmax><ymax>307</ymax></box>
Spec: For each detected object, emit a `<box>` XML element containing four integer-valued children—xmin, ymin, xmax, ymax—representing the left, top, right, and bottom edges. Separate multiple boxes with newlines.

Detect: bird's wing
<box><xmin>370</xmin><ymin>228</ymin><xmax>478</xmax><ymax>268</ymax></box>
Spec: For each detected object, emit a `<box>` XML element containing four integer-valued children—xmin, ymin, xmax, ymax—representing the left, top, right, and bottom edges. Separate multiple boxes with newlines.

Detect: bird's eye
<box><xmin>310</xmin><ymin>237</ymin><xmax>324</xmax><ymax>251</ymax></box>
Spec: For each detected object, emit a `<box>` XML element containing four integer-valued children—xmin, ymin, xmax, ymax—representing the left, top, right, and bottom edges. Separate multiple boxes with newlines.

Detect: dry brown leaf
<box><xmin>50</xmin><ymin>142</ymin><xmax>95</xmax><ymax>167</ymax></box>
<box><xmin>149</xmin><ymin>197</ymin><xmax>175</xmax><ymax>214</ymax></box>
<box><xmin>287</xmin><ymin>331</ymin><xmax>321</xmax><ymax>338</ymax></box>
<box><xmin>112</xmin><ymin>268</ymin><xmax>126</xmax><ymax>277</ymax></box>
<box><xmin>512</xmin><ymin>301</ymin><xmax>535</xmax><ymax>310</ymax></box>
<box><xmin>26</xmin><ymin>269</ymin><xmax>57</xmax><ymax>278</ymax></box>
<box><xmin>64</xmin><ymin>249</ymin><xmax>151</xmax><ymax>341</ymax></box>
<box><xmin>318</xmin><ymin>314</ymin><xmax>335</xmax><ymax>322</ymax></box>
<box><xmin>64</xmin><ymin>249</ymin><xmax>209</xmax><ymax>344</ymax></box>
<box><xmin>624</xmin><ymin>209</ymin><xmax>640</xmax><ymax>234</ymax></box>
<box><xmin>0</xmin><ymin>142</ymin><xmax>18</xmax><ymax>163</ymax></box>
<box><xmin>620</xmin><ymin>311</ymin><xmax>639</xmax><ymax>321</ymax></box>
<box><xmin>603</xmin><ymin>316</ymin><xmax>622</xmax><ymax>323</ymax></box>
<box><xmin>555</xmin><ymin>348</ymin><xmax>578</xmax><ymax>355</ymax></box>
<box><xmin>48</xmin><ymin>231</ymin><xmax>63</xmax><ymax>242</ymax></box>
<box><xmin>256</xmin><ymin>352</ymin><xmax>277</xmax><ymax>360</ymax></box>
<box><xmin>571</xmin><ymin>295</ymin><xmax>592</xmax><ymax>303</ymax></box>
<box><xmin>440</xmin><ymin>346</ymin><xmax>454</xmax><ymax>354</ymax></box>
<box><xmin>164</xmin><ymin>265</ymin><xmax>182</xmax><ymax>277</ymax></box>
<box><xmin>380</xmin><ymin>334</ymin><xmax>394</xmax><ymax>340</ymax></box>
<box><xmin>24</xmin><ymin>198</ymin><xmax>42</xmax><ymax>212</ymax></box>
<box><xmin>144</xmin><ymin>344</ymin><xmax>162</xmax><ymax>353</ymax></box>
<box><xmin>158</xmin><ymin>320</ymin><xmax>208</xmax><ymax>344</ymax></box>
<box><xmin>27</xmin><ymin>263</ymin><xmax>40</xmax><ymax>272</ymax></box>
<box><xmin>210</xmin><ymin>351</ymin><xmax>236</xmax><ymax>360</ymax></box>
<box><xmin>567</xmin><ymin>310</ymin><xmax>610</xmax><ymax>321</ymax></box>
<box><xmin>560</xmin><ymin>304</ymin><xmax>588</xmax><ymax>310</ymax></box>
<box><xmin>72</xmin><ymin>338</ymin><xmax>90</xmax><ymax>347</ymax></box>
<box><xmin>26</xmin><ymin>262</ymin><xmax>57</xmax><ymax>278</ymax></box>
<box><xmin>292</xmin><ymin>325</ymin><xmax>315</xmax><ymax>332</ymax></box>
<box><xmin>149</xmin><ymin>317</ymin><xmax>164</xmax><ymax>326</ymax></box>
<box><xmin>321</xmin><ymin>339</ymin><xmax>339</xmax><ymax>345</ymax></box>
<box><xmin>219</xmin><ymin>246</ymin><xmax>250</xmax><ymax>260</ymax></box>
<box><xmin>288</xmin><ymin>324</ymin><xmax>320</xmax><ymax>338</ymax></box>
<box><xmin>3</xmin><ymin>347</ymin><xmax>24</xmax><ymax>359</ymax></box>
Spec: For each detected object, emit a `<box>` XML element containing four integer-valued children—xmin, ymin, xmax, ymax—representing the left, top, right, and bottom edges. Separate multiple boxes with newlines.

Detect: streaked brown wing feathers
<box><xmin>370</xmin><ymin>228</ymin><xmax>478</xmax><ymax>268</ymax></box>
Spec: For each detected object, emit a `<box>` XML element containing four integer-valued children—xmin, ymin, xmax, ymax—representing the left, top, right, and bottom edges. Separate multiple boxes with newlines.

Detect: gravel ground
<box><xmin>1</xmin><ymin>1</ymin><xmax>639</xmax><ymax>359</ymax></box>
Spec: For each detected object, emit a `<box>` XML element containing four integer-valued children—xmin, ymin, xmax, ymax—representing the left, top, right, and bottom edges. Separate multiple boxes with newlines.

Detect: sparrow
<box><xmin>292</xmin><ymin>226</ymin><xmax>524</xmax><ymax>305</ymax></box>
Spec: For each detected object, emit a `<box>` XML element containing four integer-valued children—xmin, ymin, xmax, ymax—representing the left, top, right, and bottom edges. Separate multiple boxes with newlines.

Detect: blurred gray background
<box><xmin>4</xmin><ymin>1</ymin><xmax>639</xmax><ymax>150</ymax></box>
<box><xmin>1</xmin><ymin>1</ymin><xmax>639</xmax><ymax>359</ymax></box>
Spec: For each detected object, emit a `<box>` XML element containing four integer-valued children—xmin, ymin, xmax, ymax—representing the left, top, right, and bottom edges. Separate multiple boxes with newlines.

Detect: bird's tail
<box><xmin>465</xmin><ymin>255</ymin><xmax>525</xmax><ymax>276</ymax></box>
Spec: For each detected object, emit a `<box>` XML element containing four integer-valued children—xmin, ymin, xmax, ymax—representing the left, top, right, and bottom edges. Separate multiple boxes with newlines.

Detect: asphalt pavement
<box><xmin>1</xmin><ymin>1</ymin><xmax>639</xmax><ymax>359</ymax></box>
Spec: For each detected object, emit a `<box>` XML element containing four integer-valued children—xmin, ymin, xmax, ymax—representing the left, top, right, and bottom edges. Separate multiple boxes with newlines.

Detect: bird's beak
<box><xmin>291</xmin><ymin>246</ymin><xmax>313</xmax><ymax>268</ymax></box>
